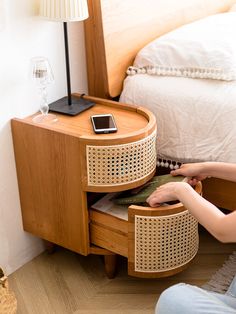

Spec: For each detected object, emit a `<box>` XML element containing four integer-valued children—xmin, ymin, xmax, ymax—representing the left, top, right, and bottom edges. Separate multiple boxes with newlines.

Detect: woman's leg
<box><xmin>155</xmin><ymin>283</ymin><xmax>236</xmax><ymax>314</ymax></box>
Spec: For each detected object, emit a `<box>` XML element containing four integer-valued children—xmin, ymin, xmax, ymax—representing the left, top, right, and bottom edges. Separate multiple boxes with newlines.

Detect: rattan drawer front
<box><xmin>134</xmin><ymin>211</ymin><xmax>198</xmax><ymax>273</ymax></box>
<box><xmin>86</xmin><ymin>131</ymin><xmax>156</xmax><ymax>187</ymax></box>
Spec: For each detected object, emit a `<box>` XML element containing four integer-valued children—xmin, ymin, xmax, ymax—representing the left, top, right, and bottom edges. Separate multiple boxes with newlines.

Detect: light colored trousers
<box><xmin>156</xmin><ymin>275</ymin><xmax>236</xmax><ymax>314</ymax></box>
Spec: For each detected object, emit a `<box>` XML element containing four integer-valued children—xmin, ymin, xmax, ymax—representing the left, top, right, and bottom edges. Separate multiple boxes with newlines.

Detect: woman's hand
<box><xmin>171</xmin><ymin>163</ymin><xmax>208</xmax><ymax>185</ymax></box>
<box><xmin>146</xmin><ymin>182</ymin><xmax>189</xmax><ymax>207</ymax></box>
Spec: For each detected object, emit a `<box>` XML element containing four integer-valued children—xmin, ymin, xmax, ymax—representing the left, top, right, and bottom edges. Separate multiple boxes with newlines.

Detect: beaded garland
<box><xmin>126</xmin><ymin>65</ymin><xmax>233</xmax><ymax>81</ymax></box>
<box><xmin>157</xmin><ymin>158</ymin><xmax>181</xmax><ymax>170</ymax></box>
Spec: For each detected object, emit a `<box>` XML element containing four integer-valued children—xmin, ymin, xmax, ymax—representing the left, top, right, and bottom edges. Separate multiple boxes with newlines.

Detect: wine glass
<box><xmin>30</xmin><ymin>57</ymin><xmax>58</xmax><ymax>123</ymax></box>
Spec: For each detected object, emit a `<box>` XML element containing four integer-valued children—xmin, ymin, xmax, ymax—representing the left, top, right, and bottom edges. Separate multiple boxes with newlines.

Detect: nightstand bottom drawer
<box><xmin>89</xmin><ymin>182</ymin><xmax>201</xmax><ymax>278</ymax></box>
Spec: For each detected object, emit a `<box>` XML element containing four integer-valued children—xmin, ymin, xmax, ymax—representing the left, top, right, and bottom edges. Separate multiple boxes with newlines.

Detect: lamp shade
<box><xmin>39</xmin><ymin>0</ymin><xmax>89</xmax><ymax>22</ymax></box>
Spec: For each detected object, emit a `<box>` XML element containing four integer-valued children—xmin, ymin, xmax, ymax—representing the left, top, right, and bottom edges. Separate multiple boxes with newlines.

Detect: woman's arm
<box><xmin>171</xmin><ymin>162</ymin><xmax>236</xmax><ymax>183</ymax></box>
<box><xmin>146</xmin><ymin>182</ymin><xmax>236</xmax><ymax>243</ymax></box>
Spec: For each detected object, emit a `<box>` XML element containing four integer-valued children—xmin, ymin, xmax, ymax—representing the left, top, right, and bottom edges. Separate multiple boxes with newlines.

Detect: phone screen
<box><xmin>91</xmin><ymin>114</ymin><xmax>117</xmax><ymax>133</ymax></box>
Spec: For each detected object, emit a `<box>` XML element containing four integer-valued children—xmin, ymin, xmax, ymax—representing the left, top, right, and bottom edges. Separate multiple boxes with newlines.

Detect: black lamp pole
<box><xmin>49</xmin><ymin>22</ymin><xmax>94</xmax><ymax>116</ymax></box>
<box><xmin>64</xmin><ymin>22</ymin><xmax>72</xmax><ymax>106</ymax></box>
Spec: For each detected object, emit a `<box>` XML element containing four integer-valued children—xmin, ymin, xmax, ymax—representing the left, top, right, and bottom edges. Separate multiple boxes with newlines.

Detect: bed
<box><xmin>84</xmin><ymin>0</ymin><xmax>236</xmax><ymax>210</ymax></box>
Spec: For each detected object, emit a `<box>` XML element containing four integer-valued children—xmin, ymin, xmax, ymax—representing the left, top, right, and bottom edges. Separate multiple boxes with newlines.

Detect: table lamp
<box><xmin>39</xmin><ymin>0</ymin><xmax>94</xmax><ymax>116</ymax></box>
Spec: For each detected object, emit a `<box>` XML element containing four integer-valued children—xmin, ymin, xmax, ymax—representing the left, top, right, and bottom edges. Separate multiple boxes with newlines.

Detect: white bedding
<box><xmin>120</xmin><ymin>75</ymin><xmax>236</xmax><ymax>165</ymax></box>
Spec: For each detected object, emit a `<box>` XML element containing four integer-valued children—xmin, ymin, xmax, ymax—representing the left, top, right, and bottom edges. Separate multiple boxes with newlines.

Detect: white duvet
<box><xmin>120</xmin><ymin>75</ymin><xmax>236</xmax><ymax>164</ymax></box>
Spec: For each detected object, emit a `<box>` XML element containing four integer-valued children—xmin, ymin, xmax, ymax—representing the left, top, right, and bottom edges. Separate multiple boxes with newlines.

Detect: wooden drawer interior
<box><xmin>89</xmin><ymin>209</ymin><xmax>128</xmax><ymax>257</ymax></box>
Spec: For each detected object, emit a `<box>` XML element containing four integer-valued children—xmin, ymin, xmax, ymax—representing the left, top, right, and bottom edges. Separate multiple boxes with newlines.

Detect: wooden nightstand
<box><xmin>11</xmin><ymin>94</ymin><xmax>157</xmax><ymax>276</ymax></box>
<box><xmin>11</xmin><ymin>94</ymin><xmax>201</xmax><ymax>278</ymax></box>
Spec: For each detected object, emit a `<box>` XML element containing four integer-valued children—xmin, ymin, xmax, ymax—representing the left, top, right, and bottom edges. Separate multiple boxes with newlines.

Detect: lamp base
<box><xmin>49</xmin><ymin>96</ymin><xmax>95</xmax><ymax>116</ymax></box>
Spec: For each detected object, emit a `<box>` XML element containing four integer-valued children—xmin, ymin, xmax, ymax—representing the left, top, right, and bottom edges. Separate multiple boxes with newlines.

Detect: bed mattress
<box><xmin>120</xmin><ymin>75</ymin><xmax>236</xmax><ymax>166</ymax></box>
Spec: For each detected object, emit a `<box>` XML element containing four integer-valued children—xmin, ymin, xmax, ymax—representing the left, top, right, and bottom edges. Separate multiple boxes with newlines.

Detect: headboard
<box><xmin>84</xmin><ymin>0</ymin><xmax>236</xmax><ymax>99</ymax></box>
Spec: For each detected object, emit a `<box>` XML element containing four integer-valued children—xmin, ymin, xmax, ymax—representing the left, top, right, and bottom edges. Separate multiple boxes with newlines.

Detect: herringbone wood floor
<box><xmin>9</xmin><ymin>229</ymin><xmax>235</xmax><ymax>314</ymax></box>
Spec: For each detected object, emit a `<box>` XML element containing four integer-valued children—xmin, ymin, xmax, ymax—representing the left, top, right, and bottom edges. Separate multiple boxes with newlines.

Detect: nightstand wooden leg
<box><xmin>44</xmin><ymin>240</ymin><xmax>56</xmax><ymax>254</ymax></box>
<box><xmin>104</xmin><ymin>254</ymin><xmax>117</xmax><ymax>279</ymax></box>
<box><xmin>89</xmin><ymin>246</ymin><xmax>117</xmax><ymax>278</ymax></box>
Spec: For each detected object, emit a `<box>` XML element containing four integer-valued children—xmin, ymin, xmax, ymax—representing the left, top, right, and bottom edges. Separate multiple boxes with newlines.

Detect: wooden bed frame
<box><xmin>84</xmin><ymin>0</ymin><xmax>236</xmax><ymax>210</ymax></box>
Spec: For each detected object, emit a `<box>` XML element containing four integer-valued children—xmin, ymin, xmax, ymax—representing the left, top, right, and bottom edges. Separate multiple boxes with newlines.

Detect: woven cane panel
<box><xmin>86</xmin><ymin>131</ymin><xmax>156</xmax><ymax>186</ymax></box>
<box><xmin>134</xmin><ymin>211</ymin><xmax>199</xmax><ymax>272</ymax></box>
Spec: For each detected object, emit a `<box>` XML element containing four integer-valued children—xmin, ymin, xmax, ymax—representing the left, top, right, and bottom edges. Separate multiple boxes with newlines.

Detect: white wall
<box><xmin>0</xmin><ymin>0</ymin><xmax>88</xmax><ymax>275</ymax></box>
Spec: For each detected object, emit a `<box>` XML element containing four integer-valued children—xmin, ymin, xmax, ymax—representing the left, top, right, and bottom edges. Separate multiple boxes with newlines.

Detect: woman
<box><xmin>146</xmin><ymin>162</ymin><xmax>236</xmax><ymax>314</ymax></box>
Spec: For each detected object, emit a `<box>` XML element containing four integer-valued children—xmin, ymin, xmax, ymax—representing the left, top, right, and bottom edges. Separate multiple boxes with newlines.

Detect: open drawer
<box><xmin>89</xmin><ymin>182</ymin><xmax>202</xmax><ymax>278</ymax></box>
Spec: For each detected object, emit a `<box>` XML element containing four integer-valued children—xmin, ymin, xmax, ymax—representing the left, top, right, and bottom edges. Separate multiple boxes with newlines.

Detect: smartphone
<box><xmin>90</xmin><ymin>114</ymin><xmax>118</xmax><ymax>134</ymax></box>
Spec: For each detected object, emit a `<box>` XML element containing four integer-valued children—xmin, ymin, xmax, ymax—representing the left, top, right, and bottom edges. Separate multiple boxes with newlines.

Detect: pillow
<box><xmin>127</xmin><ymin>13</ymin><xmax>236</xmax><ymax>81</ymax></box>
